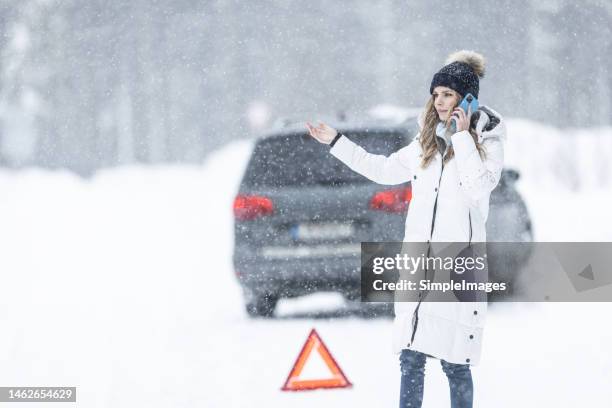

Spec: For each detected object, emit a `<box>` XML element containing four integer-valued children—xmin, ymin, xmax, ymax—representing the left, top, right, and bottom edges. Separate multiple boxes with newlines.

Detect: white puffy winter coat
<box><xmin>329</xmin><ymin>106</ymin><xmax>506</xmax><ymax>365</ymax></box>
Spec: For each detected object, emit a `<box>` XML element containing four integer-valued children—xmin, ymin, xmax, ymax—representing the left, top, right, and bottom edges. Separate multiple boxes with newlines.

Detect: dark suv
<box><xmin>233</xmin><ymin>117</ymin><xmax>533</xmax><ymax>317</ymax></box>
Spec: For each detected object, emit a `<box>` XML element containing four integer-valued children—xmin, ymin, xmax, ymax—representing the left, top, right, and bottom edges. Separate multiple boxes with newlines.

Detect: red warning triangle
<box><xmin>281</xmin><ymin>328</ymin><xmax>352</xmax><ymax>391</ymax></box>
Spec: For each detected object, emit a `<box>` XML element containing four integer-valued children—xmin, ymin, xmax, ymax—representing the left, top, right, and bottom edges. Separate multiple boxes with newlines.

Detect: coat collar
<box><xmin>474</xmin><ymin>105</ymin><xmax>507</xmax><ymax>144</ymax></box>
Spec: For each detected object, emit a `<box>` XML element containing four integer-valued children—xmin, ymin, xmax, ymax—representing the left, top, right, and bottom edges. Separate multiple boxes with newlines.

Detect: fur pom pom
<box><xmin>445</xmin><ymin>50</ymin><xmax>486</xmax><ymax>78</ymax></box>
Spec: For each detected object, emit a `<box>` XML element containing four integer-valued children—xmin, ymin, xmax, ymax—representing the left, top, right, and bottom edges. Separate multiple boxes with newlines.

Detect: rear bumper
<box><xmin>234</xmin><ymin>248</ymin><xmax>361</xmax><ymax>297</ymax></box>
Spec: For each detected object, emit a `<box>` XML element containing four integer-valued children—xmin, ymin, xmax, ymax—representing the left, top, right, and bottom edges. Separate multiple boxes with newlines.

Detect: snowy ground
<box><xmin>0</xmin><ymin>119</ymin><xmax>611</xmax><ymax>407</ymax></box>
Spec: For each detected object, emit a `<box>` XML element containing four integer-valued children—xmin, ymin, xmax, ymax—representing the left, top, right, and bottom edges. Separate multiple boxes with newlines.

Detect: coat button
<box><xmin>466</xmin><ymin>358</ymin><xmax>471</xmax><ymax>363</ymax></box>
<box><xmin>469</xmin><ymin>335</ymin><xmax>474</xmax><ymax>339</ymax></box>
<box><xmin>414</xmin><ymin>175</ymin><xmax>417</xmax><ymax>180</ymax></box>
<box><xmin>459</xmin><ymin>182</ymin><xmax>462</xmax><ymax>186</ymax></box>
<box><xmin>473</xmin><ymin>310</ymin><xmax>478</xmax><ymax>315</ymax></box>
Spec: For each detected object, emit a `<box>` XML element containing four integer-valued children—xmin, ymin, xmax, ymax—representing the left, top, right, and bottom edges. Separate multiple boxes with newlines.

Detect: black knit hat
<box><xmin>429</xmin><ymin>51</ymin><xmax>486</xmax><ymax>99</ymax></box>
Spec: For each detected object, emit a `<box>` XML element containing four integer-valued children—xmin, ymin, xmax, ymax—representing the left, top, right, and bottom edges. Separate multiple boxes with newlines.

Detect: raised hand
<box><xmin>451</xmin><ymin>105</ymin><xmax>472</xmax><ymax>133</ymax></box>
<box><xmin>306</xmin><ymin>121</ymin><xmax>338</xmax><ymax>145</ymax></box>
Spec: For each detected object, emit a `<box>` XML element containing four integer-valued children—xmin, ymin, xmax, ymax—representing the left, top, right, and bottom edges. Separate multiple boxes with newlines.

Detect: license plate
<box><xmin>290</xmin><ymin>221</ymin><xmax>355</xmax><ymax>241</ymax></box>
<box><xmin>261</xmin><ymin>243</ymin><xmax>360</xmax><ymax>259</ymax></box>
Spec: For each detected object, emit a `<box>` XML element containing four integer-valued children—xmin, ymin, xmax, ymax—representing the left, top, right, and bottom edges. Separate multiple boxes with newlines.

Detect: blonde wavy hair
<box><xmin>418</xmin><ymin>91</ymin><xmax>487</xmax><ymax>169</ymax></box>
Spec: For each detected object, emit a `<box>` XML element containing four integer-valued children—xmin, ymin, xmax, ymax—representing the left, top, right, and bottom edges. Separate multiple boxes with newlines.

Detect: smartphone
<box><xmin>459</xmin><ymin>93</ymin><xmax>479</xmax><ymax>114</ymax></box>
<box><xmin>449</xmin><ymin>93</ymin><xmax>479</xmax><ymax>132</ymax></box>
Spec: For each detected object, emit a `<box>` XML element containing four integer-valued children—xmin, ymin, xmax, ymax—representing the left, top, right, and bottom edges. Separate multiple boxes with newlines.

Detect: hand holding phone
<box><xmin>450</xmin><ymin>93</ymin><xmax>479</xmax><ymax>132</ymax></box>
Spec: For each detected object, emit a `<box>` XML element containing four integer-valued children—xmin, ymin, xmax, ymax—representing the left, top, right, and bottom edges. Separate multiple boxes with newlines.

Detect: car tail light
<box><xmin>233</xmin><ymin>194</ymin><xmax>274</xmax><ymax>220</ymax></box>
<box><xmin>369</xmin><ymin>186</ymin><xmax>412</xmax><ymax>213</ymax></box>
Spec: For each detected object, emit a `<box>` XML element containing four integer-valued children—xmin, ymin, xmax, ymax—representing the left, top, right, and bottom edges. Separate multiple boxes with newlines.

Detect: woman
<box><xmin>306</xmin><ymin>50</ymin><xmax>506</xmax><ymax>408</ymax></box>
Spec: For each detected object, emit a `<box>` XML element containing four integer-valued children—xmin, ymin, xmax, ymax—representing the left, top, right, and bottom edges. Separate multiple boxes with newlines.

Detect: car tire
<box><xmin>246</xmin><ymin>293</ymin><xmax>279</xmax><ymax>318</ymax></box>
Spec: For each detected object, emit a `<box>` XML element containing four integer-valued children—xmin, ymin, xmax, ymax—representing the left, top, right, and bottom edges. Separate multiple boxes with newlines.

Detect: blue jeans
<box><xmin>399</xmin><ymin>349</ymin><xmax>473</xmax><ymax>408</ymax></box>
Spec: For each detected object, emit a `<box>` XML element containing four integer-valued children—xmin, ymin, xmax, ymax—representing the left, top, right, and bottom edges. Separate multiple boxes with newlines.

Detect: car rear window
<box><xmin>243</xmin><ymin>130</ymin><xmax>411</xmax><ymax>188</ymax></box>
